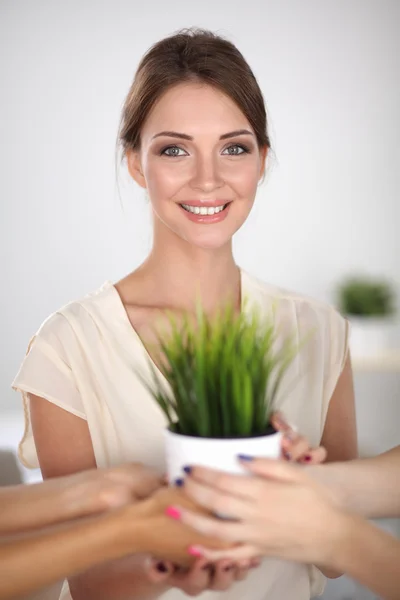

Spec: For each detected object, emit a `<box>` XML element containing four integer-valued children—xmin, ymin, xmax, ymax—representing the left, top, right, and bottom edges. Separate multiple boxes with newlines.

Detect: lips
<box><xmin>178</xmin><ymin>201</ymin><xmax>232</xmax><ymax>223</ymax></box>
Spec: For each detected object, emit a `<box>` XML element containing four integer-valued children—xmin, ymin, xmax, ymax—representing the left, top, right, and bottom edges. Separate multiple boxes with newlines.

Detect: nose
<box><xmin>189</xmin><ymin>154</ymin><xmax>224</xmax><ymax>193</ymax></box>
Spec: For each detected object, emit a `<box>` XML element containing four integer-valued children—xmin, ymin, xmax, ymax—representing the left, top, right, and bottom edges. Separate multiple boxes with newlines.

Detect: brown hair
<box><xmin>119</xmin><ymin>28</ymin><xmax>270</xmax><ymax>154</ymax></box>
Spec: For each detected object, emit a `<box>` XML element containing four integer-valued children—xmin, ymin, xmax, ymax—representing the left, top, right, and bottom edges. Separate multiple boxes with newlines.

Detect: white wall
<box><xmin>1</xmin><ymin>0</ymin><xmax>399</xmax><ymax>407</ymax></box>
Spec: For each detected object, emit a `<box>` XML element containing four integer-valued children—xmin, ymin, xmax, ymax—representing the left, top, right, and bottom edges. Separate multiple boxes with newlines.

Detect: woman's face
<box><xmin>128</xmin><ymin>83</ymin><xmax>266</xmax><ymax>250</ymax></box>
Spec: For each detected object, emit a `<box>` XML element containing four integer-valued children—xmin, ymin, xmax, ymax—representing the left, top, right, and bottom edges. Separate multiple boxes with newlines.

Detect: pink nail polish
<box><xmin>188</xmin><ymin>546</ymin><xmax>203</xmax><ymax>557</ymax></box>
<box><xmin>165</xmin><ymin>506</ymin><xmax>181</xmax><ymax>520</ymax></box>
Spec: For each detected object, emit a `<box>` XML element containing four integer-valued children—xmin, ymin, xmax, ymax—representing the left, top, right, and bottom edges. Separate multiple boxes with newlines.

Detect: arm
<box><xmin>309</xmin><ymin>445</ymin><xmax>400</xmax><ymax>519</ymax></box>
<box><xmin>29</xmin><ymin>395</ymin><xmax>242</xmax><ymax>599</ymax></box>
<box><xmin>174</xmin><ymin>459</ymin><xmax>400</xmax><ymax>600</ymax></box>
<box><xmin>0</xmin><ymin>486</ymin><xmax>231</xmax><ymax>600</ymax></box>
<box><xmin>0</xmin><ymin>506</ymin><xmax>148</xmax><ymax>600</ymax></box>
<box><xmin>320</xmin><ymin>354</ymin><xmax>358</xmax><ymax>463</ymax></box>
<box><xmin>325</xmin><ymin>512</ymin><xmax>400</xmax><ymax>600</ymax></box>
<box><xmin>0</xmin><ymin>463</ymin><xmax>162</xmax><ymax>534</ymax></box>
<box><xmin>29</xmin><ymin>394</ymin><xmax>165</xmax><ymax>600</ymax></box>
<box><xmin>316</xmin><ymin>353</ymin><xmax>358</xmax><ymax>578</ymax></box>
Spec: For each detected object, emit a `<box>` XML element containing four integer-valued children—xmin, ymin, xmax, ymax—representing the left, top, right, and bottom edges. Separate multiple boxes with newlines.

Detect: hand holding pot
<box><xmin>164</xmin><ymin>458</ymin><xmax>341</xmax><ymax>565</ymax></box>
<box><xmin>134</xmin><ymin>487</ymin><xmax>253</xmax><ymax>594</ymax></box>
<box><xmin>271</xmin><ymin>413</ymin><xmax>328</xmax><ymax>464</ymax></box>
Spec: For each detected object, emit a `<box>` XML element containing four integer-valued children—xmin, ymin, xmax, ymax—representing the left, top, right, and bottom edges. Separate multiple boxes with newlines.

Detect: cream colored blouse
<box><xmin>12</xmin><ymin>269</ymin><xmax>349</xmax><ymax>600</ymax></box>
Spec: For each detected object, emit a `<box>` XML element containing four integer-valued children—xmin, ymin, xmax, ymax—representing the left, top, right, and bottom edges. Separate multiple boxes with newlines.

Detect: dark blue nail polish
<box><xmin>175</xmin><ymin>478</ymin><xmax>184</xmax><ymax>487</ymax></box>
<box><xmin>183</xmin><ymin>465</ymin><xmax>192</xmax><ymax>474</ymax></box>
<box><xmin>238</xmin><ymin>454</ymin><xmax>254</xmax><ymax>461</ymax></box>
<box><xmin>284</xmin><ymin>451</ymin><xmax>292</xmax><ymax>460</ymax></box>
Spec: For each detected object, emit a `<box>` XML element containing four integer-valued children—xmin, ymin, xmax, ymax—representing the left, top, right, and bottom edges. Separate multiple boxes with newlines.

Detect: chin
<box><xmin>186</xmin><ymin>236</ymin><xmax>232</xmax><ymax>251</ymax></box>
<box><xmin>154</xmin><ymin>207</ymin><xmax>248</xmax><ymax>251</ymax></box>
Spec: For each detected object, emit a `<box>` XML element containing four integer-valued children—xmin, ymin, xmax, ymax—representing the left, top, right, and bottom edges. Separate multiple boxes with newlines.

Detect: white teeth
<box><xmin>181</xmin><ymin>204</ymin><xmax>226</xmax><ymax>215</ymax></box>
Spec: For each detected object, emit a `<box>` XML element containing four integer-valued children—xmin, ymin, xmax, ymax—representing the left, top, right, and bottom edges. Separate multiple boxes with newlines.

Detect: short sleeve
<box><xmin>12</xmin><ymin>312</ymin><xmax>86</xmax><ymax>469</ymax></box>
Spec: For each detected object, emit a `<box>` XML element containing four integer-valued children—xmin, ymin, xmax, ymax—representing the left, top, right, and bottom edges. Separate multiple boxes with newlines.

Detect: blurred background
<box><xmin>1</xmin><ymin>1</ymin><xmax>399</xmax><ymax>598</ymax></box>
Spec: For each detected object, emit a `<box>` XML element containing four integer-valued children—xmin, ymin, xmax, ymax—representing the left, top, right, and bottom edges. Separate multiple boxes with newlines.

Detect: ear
<box><xmin>259</xmin><ymin>145</ymin><xmax>268</xmax><ymax>180</ymax></box>
<box><xmin>126</xmin><ymin>149</ymin><xmax>147</xmax><ymax>189</ymax></box>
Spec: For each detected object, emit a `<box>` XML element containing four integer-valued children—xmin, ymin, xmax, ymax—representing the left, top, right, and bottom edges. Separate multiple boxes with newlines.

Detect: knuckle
<box><xmin>210</xmin><ymin>493</ymin><xmax>229</xmax><ymax>516</ymax></box>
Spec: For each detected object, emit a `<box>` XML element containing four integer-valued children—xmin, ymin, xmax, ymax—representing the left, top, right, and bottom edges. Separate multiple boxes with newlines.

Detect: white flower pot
<box><xmin>164</xmin><ymin>427</ymin><xmax>282</xmax><ymax>484</ymax></box>
<box><xmin>349</xmin><ymin>317</ymin><xmax>392</xmax><ymax>358</ymax></box>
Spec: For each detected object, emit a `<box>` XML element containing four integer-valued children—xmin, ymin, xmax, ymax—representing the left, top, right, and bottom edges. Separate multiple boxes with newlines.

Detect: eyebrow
<box><xmin>151</xmin><ymin>129</ymin><xmax>254</xmax><ymax>141</ymax></box>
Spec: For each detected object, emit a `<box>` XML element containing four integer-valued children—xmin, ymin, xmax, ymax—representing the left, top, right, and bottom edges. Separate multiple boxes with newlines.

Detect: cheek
<box><xmin>223</xmin><ymin>161</ymin><xmax>260</xmax><ymax>196</ymax></box>
<box><xmin>144</xmin><ymin>159</ymin><xmax>188</xmax><ymax>200</ymax></box>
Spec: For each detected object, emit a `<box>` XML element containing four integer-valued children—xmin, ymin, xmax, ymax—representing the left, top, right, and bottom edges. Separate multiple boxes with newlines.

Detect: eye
<box><xmin>222</xmin><ymin>144</ymin><xmax>250</xmax><ymax>156</ymax></box>
<box><xmin>160</xmin><ymin>145</ymin><xmax>188</xmax><ymax>157</ymax></box>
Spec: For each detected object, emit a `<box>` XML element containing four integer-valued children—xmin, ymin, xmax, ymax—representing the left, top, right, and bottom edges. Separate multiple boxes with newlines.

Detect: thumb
<box><xmin>240</xmin><ymin>457</ymin><xmax>305</xmax><ymax>484</ymax></box>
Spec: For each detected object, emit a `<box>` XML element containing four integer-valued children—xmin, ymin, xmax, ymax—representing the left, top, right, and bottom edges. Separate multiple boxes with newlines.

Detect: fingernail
<box><xmin>284</xmin><ymin>451</ymin><xmax>292</xmax><ymax>460</ymax></box>
<box><xmin>156</xmin><ymin>561</ymin><xmax>168</xmax><ymax>573</ymax></box>
<box><xmin>188</xmin><ymin>545</ymin><xmax>203</xmax><ymax>557</ymax></box>
<box><xmin>238</xmin><ymin>454</ymin><xmax>254</xmax><ymax>461</ymax></box>
<box><xmin>303</xmin><ymin>455</ymin><xmax>312</xmax><ymax>462</ymax></box>
<box><xmin>175</xmin><ymin>478</ymin><xmax>184</xmax><ymax>487</ymax></box>
<box><xmin>223</xmin><ymin>564</ymin><xmax>234</xmax><ymax>571</ymax></box>
<box><xmin>183</xmin><ymin>465</ymin><xmax>192</xmax><ymax>474</ymax></box>
<box><xmin>165</xmin><ymin>506</ymin><xmax>181</xmax><ymax>520</ymax></box>
<box><xmin>251</xmin><ymin>560</ymin><xmax>261</xmax><ymax>568</ymax></box>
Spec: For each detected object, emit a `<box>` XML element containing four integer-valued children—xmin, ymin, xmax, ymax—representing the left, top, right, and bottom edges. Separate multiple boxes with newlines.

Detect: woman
<box><xmin>170</xmin><ymin>446</ymin><xmax>400</xmax><ymax>600</ymax></box>
<box><xmin>12</xmin><ymin>28</ymin><xmax>357</xmax><ymax>600</ymax></box>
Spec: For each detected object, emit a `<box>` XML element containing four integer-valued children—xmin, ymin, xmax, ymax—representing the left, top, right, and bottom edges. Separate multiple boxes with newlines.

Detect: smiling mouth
<box><xmin>180</xmin><ymin>203</ymin><xmax>230</xmax><ymax>216</ymax></box>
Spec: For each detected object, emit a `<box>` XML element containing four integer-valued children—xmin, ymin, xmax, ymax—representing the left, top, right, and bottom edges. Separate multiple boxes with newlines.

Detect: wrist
<box><xmin>109</xmin><ymin>504</ymin><xmax>147</xmax><ymax>559</ymax></box>
<box><xmin>319</xmin><ymin>510</ymin><xmax>356</xmax><ymax>571</ymax></box>
<box><xmin>306</xmin><ymin>463</ymin><xmax>349</xmax><ymax>510</ymax></box>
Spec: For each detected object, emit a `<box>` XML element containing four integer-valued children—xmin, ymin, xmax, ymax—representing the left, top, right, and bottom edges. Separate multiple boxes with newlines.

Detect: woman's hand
<box><xmin>0</xmin><ymin>463</ymin><xmax>163</xmax><ymax>534</ymax></box>
<box><xmin>164</xmin><ymin>458</ymin><xmax>344</xmax><ymax>566</ymax></box>
<box><xmin>271</xmin><ymin>412</ymin><xmax>327</xmax><ymax>464</ymax></box>
<box><xmin>144</xmin><ymin>556</ymin><xmax>255</xmax><ymax>594</ymax></box>
<box><xmin>113</xmin><ymin>486</ymin><xmax>253</xmax><ymax>595</ymax></box>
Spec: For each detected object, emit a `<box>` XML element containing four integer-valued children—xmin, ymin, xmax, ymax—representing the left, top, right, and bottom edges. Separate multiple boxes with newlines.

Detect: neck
<box><xmin>136</xmin><ymin>224</ymin><xmax>241</xmax><ymax>314</ymax></box>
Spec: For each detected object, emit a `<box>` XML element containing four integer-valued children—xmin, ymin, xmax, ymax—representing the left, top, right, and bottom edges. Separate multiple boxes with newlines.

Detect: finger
<box><xmin>186</xmin><ymin>544</ymin><xmax>260</xmax><ymax>563</ymax></box>
<box><xmin>270</xmin><ymin>412</ymin><xmax>296</xmax><ymax>434</ymax></box>
<box><xmin>184</xmin><ymin>476</ymin><xmax>252</xmax><ymax>518</ymax></box>
<box><xmin>145</xmin><ymin>558</ymin><xmax>174</xmax><ymax>583</ymax></box>
<box><xmin>234</xmin><ymin>564</ymin><xmax>250</xmax><ymax>581</ymax></box>
<box><xmin>284</xmin><ymin>435</ymin><xmax>310</xmax><ymax>462</ymax></box>
<box><xmin>239</xmin><ymin>457</ymin><xmax>305</xmax><ymax>484</ymax></box>
<box><xmin>185</xmin><ymin>466</ymin><xmax>260</xmax><ymax>502</ymax></box>
<box><xmin>209</xmin><ymin>560</ymin><xmax>236</xmax><ymax>591</ymax></box>
<box><xmin>300</xmin><ymin>446</ymin><xmax>327</xmax><ymax>465</ymax></box>
<box><xmin>169</xmin><ymin>505</ymin><xmax>243</xmax><ymax>542</ymax></box>
<box><xmin>171</xmin><ymin>557</ymin><xmax>211</xmax><ymax>595</ymax></box>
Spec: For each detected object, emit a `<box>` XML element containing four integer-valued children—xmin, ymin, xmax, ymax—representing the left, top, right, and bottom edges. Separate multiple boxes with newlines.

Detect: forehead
<box><xmin>141</xmin><ymin>83</ymin><xmax>253</xmax><ymax>139</ymax></box>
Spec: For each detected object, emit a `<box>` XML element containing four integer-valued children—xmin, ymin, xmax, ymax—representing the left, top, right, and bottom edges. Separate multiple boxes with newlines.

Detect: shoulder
<box><xmin>243</xmin><ymin>270</ymin><xmax>343</xmax><ymax>317</ymax></box>
<box><xmin>34</xmin><ymin>281</ymin><xmax>115</xmax><ymax>344</ymax></box>
<box><xmin>242</xmin><ymin>270</ymin><xmax>348</xmax><ymax>341</ymax></box>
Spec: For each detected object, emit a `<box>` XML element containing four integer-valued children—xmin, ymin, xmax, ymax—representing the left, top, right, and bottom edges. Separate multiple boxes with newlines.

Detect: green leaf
<box><xmin>134</xmin><ymin>296</ymin><xmax>309</xmax><ymax>438</ymax></box>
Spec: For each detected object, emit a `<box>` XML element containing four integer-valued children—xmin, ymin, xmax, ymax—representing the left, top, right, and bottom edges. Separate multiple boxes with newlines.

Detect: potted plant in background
<box><xmin>336</xmin><ymin>275</ymin><xmax>396</xmax><ymax>358</ymax></box>
<box><xmin>139</xmin><ymin>302</ymin><xmax>302</xmax><ymax>486</ymax></box>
